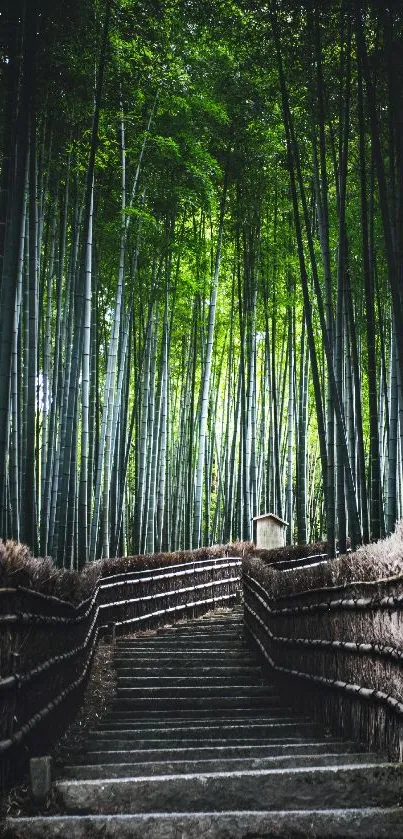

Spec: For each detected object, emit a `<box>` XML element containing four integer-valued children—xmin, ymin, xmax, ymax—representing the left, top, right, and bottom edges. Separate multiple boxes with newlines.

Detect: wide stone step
<box><xmin>114</xmin><ymin>657</ymin><xmax>255</xmax><ymax>667</ymax></box>
<box><xmin>127</xmin><ymin>631</ymin><xmax>243</xmax><ymax>636</ymax></box>
<box><xmin>113</xmin><ymin>657</ymin><xmax>256</xmax><ymax>669</ymax></box>
<box><xmin>141</xmin><ymin>647</ymin><xmax>248</xmax><ymax>654</ymax></box>
<box><xmin>116</xmin><ymin>623</ymin><xmax>243</xmax><ymax>636</ymax></box>
<box><xmin>101</xmin><ymin>704</ymin><xmax>287</xmax><ymax>721</ymax></box>
<box><xmin>116</xmin><ymin>632</ymin><xmax>244</xmax><ymax>636</ymax></box>
<box><xmin>55</xmin><ymin>764</ymin><xmax>403</xmax><ymax>814</ymax></box>
<box><xmin>114</xmin><ymin>666</ymin><xmax>258</xmax><ymax>681</ymax></box>
<box><xmin>116</xmin><ymin>674</ymin><xmax>266</xmax><ymax>686</ymax></box>
<box><xmin>73</xmin><ymin>741</ymin><xmax>365</xmax><ymax>764</ymax></box>
<box><xmin>84</xmin><ymin>736</ymin><xmax>337</xmax><ymax>752</ymax></box>
<box><xmin>63</xmin><ymin>753</ymin><xmax>385</xmax><ymax>779</ymax></box>
<box><xmin>85</xmin><ymin>720</ymin><xmax>322</xmax><ymax>746</ymax></box>
<box><xmin>4</xmin><ymin>808</ymin><xmax>403</xmax><ymax>838</ymax></box>
<box><xmin>114</xmin><ymin>665</ymin><xmax>263</xmax><ymax>676</ymax></box>
<box><xmin>115</xmin><ymin>641</ymin><xmax>244</xmax><ymax>651</ymax></box>
<box><xmin>143</xmin><ymin>629</ymin><xmax>243</xmax><ymax>636</ymax></box>
<box><xmin>116</xmin><ymin>670</ymin><xmax>266</xmax><ymax>693</ymax></box>
<box><xmin>113</xmin><ymin>650</ymin><xmax>254</xmax><ymax>658</ymax></box>
<box><xmin>93</xmin><ymin>713</ymin><xmax>300</xmax><ymax>730</ymax></box>
<box><xmin>163</xmin><ymin>621</ymin><xmax>242</xmax><ymax>630</ymax></box>
<box><xmin>115</xmin><ymin>685</ymin><xmax>274</xmax><ymax>699</ymax></box>
<box><xmin>114</xmin><ymin>670</ymin><xmax>263</xmax><ymax>682</ymax></box>
<box><xmin>110</xmin><ymin>695</ymin><xmax>284</xmax><ymax>711</ymax></box>
<box><xmin>143</xmin><ymin>616</ymin><xmax>243</xmax><ymax>626</ymax></box>
<box><xmin>115</xmin><ymin>640</ymin><xmax>245</xmax><ymax>647</ymax></box>
<box><xmin>114</xmin><ymin>648</ymin><xmax>252</xmax><ymax>656</ymax></box>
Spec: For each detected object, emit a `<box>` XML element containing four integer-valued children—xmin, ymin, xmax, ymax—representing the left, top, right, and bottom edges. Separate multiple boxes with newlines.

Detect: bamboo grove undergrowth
<box><xmin>0</xmin><ymin>0</ymin><xmax>402</xmax><ymax>566</ymax></box>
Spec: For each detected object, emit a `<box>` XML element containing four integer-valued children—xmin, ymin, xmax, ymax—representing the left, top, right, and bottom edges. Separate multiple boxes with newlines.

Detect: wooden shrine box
<box><xmin>252</xmin><ymin>513</ymin><xmax>288</xmax><ymax>549</ymax></box>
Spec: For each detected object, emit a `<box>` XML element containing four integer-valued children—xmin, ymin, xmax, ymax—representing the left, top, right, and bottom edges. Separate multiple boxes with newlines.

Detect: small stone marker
<box><xmin>30</xmin><ymin>756</ymin><xmax>52</xmax><ymax>801</ymax></box>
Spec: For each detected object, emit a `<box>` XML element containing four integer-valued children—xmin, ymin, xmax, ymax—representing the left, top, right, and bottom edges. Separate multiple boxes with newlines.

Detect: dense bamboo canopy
<box><xmin>0</xmin><ymin>0</ymin><xmax>402</xmax><ymax>566</ymax></box>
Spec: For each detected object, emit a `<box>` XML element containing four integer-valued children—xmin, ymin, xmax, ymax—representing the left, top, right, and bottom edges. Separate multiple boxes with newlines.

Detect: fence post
<box><xmin>10</xmin><ymin>653</ymin><xmax>20</xmax><ymax>675</ymax></box>
<box><xmin>193</xmin><ymin>561</ymin><xmax>196</xmax><ymax>619</ymax></box>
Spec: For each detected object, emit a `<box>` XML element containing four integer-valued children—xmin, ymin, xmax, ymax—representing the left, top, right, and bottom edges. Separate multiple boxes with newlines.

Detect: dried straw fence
<box><xmin>0</xmin><ymin>555</ymin><xmax>241</xmax><ymax>786</ymax></box>
<box><xmin>244</xmin><ymin>554</ymin><xmax>403</xmax><ymax>761</ymax></box>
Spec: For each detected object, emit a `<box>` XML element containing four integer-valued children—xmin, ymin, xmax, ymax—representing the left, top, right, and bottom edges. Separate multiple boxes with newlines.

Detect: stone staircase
<box><xmin>3</xmin><ymin>607</ymin><xmax>403</xmax><ymax>837</ymax></box>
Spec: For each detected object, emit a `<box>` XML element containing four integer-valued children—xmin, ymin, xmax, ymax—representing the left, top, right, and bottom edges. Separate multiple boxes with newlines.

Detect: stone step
<box><xmin>4</xmin><ymin>808</ymin><xmax>403</xmax><ymax>838</ymax></box>
<box><xmin>113</xmin><ymin>660</ymin><xmax>257</xmax><ymax>671</ymax></box>
<box><xmin>117</xmin><ymin>638</ymin><xmax>245</xmax><ymax>656</ymax></box>
<box><xmin>113</xmin><ymin>656</ymin><xmax>256</xmax><ymax>666</ymax></box>
<box><xmin>114</xmin><ymin>669</ymin><xmax>263</xmax><ymax>680</ymax></box>
<box><xmin>117</xmin><ymin>623</ymin><xmax>243</xmax><ymax>632</ymax></box>
<box><xmin>118</xmin><ymin>631</ymin><xmax>245</xmax><ymax>638</ymax></box>
<box><xmin>93</xmin><ymin>713</ymin><xmax>300</xmax><ymax>730</ymax></box>
<box><xmin>110</xmin><ymin>695</ymin><xmax>284</xmax><ymax>711</ymax></box>
<box><xmin>143</xmin><ymin>629</ymin><xmax>243</xmax><ymax>637</ymax></box>
<box><xmin>113</xmin><ymin>648</ymin><xmax>252</xmax><ymax>657</ymax></box>
<box><xmin>158</xmin><ymin>614</ymin><xmax>243</xmax><ymax>624</ymax></box>
<box><xmin>116</xmin><ymin>624</ymin><xmax>244</xmax><ymax>639</ymax></box>
<box><xmin>84</xmin><ymin>736</ymin><xmax>327</xmax><ymax>753</ymax></box>
<box><xmin>114</xmin><ymin>648</ymin><xmax>254</xmax><ymax>657</ymax></box>
<box><xmin>63</xmin><ymin>753</ymin><xmax>385</xmax><ymax>780</ymax></box>
<box><xmin>85</xmin><ymin>720</ymin><xmax>322</xmax><ymax>746</ymax></box>
<box><xmin>136</xmin><ymin>642</ymin><xmax>246</xmax><ymax>649</ymax></box>
<box><xmin>115</xmin><ymin>659</ymin><xmax>264</xmax><ymax>679</ymax></box>
<box><xmin>153</xmin><ymin>613</ymin><xmax>242</xmax><ymax>622</ymax></box>
<box><xmin>124</xmin><ymin>629</ymin><xmax>243</xmax><ymax>638</ymax></box>
<box><xmin>115</xmin><ymin>685</ymin><xmax>275</xmax><ymax>699</ymax></box>
<box><xmin>74</xmin><ymin>741</ymin><xmax>365</xmax><ymax>764</ymax></box>
<box><xmin>116</xmin><ymin>638</ymin><xmax>249</xmax><ymax>646</ymax></box>
<box><xmin>196</xmin><ymin>617</ymin><xmax>243</xmax><ymax>623</ymax></box>
<box><xmin>100</xmin><ymin>704</ymin><xmax>287</xmax><ymax>721</ymax></box>
<box><xmin>112</xmin><ymin>657</ymin><xmax>256</xmax><ymax>668</ymax></box>
<box><xmin>55</xmin><ymin>764</ymin><xmax>403</xmax><ymax>814</ymax></box>
<box><xmin>116</xmin><ymin>675</ymin><xmax>273</xmax><ymax>696</ymax></box>
<box><xmin>113</xmin><ymin>653</ymin><xmax>248</xmax><ymax>661</ymax></box>
<box><xmin>134</xmin><ymin>628</ymin><xmax>243</xmax><ymax>633</ymax></box>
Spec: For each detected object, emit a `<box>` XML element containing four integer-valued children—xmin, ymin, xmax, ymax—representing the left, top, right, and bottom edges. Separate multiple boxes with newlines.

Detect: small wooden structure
<box><xmin>253</xmin><ymin>513</ymin><xmax>288</xmax><ymax>549</ymax></box>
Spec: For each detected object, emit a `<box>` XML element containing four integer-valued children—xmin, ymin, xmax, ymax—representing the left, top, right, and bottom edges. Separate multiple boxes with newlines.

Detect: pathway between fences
<box><xmin>2</xmin><ymin>552</ymin><xmax>403</xmax><ymax>837</ymax></box>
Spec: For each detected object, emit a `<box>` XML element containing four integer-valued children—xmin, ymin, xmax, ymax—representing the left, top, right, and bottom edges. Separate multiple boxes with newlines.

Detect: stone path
<box><xmin>3</xmin><ymin>607</ymin><xmax>403</xmax><ymax>837</ymax></box>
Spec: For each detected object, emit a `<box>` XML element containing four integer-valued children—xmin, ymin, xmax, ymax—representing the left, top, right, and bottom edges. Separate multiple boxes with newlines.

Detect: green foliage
<box><xmin>0</xmin><ymin>0</ymin><xmax>400</xmax><ymax>561</ymax></box>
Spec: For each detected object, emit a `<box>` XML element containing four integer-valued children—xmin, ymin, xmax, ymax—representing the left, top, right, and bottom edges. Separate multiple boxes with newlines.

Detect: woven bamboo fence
<box><xmin>243</xmin><ymin>560</ymin><xmax>403</xmax><ymax>760</ymax></box>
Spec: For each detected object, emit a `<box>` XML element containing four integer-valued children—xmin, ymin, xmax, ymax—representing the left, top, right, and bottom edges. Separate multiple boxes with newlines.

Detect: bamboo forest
<box><xmin>0</xmin><ymin>0</ymin><xmax>402</xmax><ymax>569</ymax></box>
